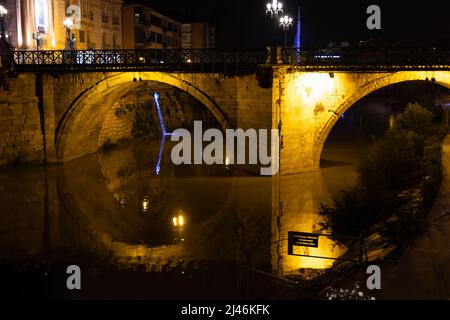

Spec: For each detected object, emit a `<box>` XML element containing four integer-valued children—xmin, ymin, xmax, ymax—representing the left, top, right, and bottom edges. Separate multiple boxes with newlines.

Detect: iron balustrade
<box><xmin>11</xmin><ymin>47</ymin><xmax>450</xmax><ymax>72</ymax></box>
<box><xmin>282</xmin><ymin>47</ymin><xmax>450</xmax><ymax>70</ymax></box>
<box><xmin>12</xmin><ymin>49</ymin><xmax>269</xmax><ymax>73</ymax></box>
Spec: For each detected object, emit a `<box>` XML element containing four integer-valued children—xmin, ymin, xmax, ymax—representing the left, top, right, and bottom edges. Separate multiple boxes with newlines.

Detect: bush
<box><xmin>357</xmin><ymin>129</ymin><xmax>425</xmax><ymax>192</ymax></box>
<box><xmin>396</xmin><ymin>102</ymin><xmax>435</xmax><ymax>139</ymax></box>
<box><xmin>380</xmin><ymin>208</ymin><xmax>426</xmax><ymax>243</ymax></box>
<box><xmin>321</xmin><ymin>103</ymin><xmax>445</xmax><ymax>240</ymax></box>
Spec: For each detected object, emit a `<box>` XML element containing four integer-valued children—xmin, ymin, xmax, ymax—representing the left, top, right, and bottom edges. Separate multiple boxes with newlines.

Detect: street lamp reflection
<box><xmin>142</xmin><ymin>196</ymin><xmax>150</xmax><ymax>212</ymax></box>
<box><xmin>172</xmin><ymin>213</ymin><xmax>185</xmax><ymax>227</ymax></box>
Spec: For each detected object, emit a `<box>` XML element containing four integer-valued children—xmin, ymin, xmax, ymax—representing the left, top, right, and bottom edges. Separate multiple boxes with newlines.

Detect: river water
<box><xmin>0</xmin><ymin>138</ymin><xmax>362</xmax><ymax>299</ymax></box>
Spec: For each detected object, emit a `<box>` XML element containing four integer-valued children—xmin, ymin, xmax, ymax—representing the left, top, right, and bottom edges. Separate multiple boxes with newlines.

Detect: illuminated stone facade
<box><xmin>4</xmin><ymin>0</ymin><xmax>122</xmax><ymax>50</ymax></box>
<box><xmin>1</xmin><ymin>68</ymin><xmax>450</xmax><ymax>170</ymax></box>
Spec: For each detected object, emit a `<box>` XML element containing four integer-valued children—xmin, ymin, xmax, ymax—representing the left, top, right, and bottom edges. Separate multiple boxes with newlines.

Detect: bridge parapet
<box><xmin>12</xmin><ymin>49</ymin><xmax>268</xmax><ymax>73</ymax></box>
<box><xmin>282</xmin><ymin>47</ymin><xmax>450</xmax><ymax>71</ymax></box>
<box><xmin>11</xmin><ymin>47</ymin><xmax>450</xmax><ymax>73</ymax></box>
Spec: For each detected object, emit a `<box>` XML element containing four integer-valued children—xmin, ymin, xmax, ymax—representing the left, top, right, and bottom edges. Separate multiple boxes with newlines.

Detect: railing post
<box><xmin>277</xmin><ymin>47</ymin><xmax>283</xmax><ymax>64</ymax></box>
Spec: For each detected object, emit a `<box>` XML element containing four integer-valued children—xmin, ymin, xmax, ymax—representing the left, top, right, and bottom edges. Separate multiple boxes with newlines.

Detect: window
<box><xmin>135</xmin><ymin>27</ymin><xmax>145</xmax><ymax>43</ymax></box>
<box><xmin>86</xmin><ymin>31</ymin><xmax>91</xmax><ymax>47</ymax></box>
<box><xmin>134</xmin><ymin>8</ymin><xmax>145</xmax><ymax>25</ymax></box>
<box><xmin>150</xmin><ymin>15</ymin><xmax>161</xmax><ymax>27</ymax></box>
<box><xmin>35</xmin><ymin>0</ymin><xmax>49</xmax><ymax>33</ymax></box>
<box><xmin>156</xmin><ymin>33</ymin><xmax>163</xmax><ymax>44</ymax></box>
<box><xmin>148</xmin><ymin>32</ymin><xmax>155</xmax><ymax>43</ymax></box>
<box><xmin>182</xmin><ymin>24</ymin><xmax>191</xmax><ymax>32</ymax></box>
<box><xmin>102</xmin><ymin>6</ymin><xmax>110</xmax><ymax>23</ymax></box>
<box><xmin>79</xmin><ymin>30</ymin><xmax>85</xmax><ymax>43</ymax></box>
<box><xmin>80</xmin><ymin>0</ymin><xmax>89</xmax><ymax>19</ymax></box>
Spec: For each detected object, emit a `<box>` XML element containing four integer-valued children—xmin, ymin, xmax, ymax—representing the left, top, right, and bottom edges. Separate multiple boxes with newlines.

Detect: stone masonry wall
<box><xmin>98</xmin><ymin>83</ymin><xmax>222</xmax><ymax>148</ymax></box>
<box><xmin>98</xmin><ymin>102</ymin><xmax>134</xmax><ymax>147</ymax></box>
<box><xmin>0</xmin><ymin>74</ymin><xmax>44</xmax><ymax>166</ymax></box>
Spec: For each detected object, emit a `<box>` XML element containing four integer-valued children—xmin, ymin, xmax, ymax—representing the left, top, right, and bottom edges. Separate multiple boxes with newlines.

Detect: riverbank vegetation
<box><xmin>320</xmin><ymin>103</ymin><xmax>448</xmax><ymax>246</ymax></box>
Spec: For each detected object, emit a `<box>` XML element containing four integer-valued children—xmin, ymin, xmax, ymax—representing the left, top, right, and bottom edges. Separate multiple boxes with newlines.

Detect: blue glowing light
<box><xmin>155</xmin><ymin>136</ymin><xmax>166</xmax><ymax>176</ymax></box>
<box><xmin>153</xmin><ymin>92</ymin><xmax>168</xmax><ymax>136</ymax></box>
<box><xmin>294</xmin><ymin>6</ymin><xmax>301</xmax><ymax>49</ymax></box>
<box><xmin>153</xmin><ymin>92</ymin><xmax>174</xmax><ymax>175</ymax></box>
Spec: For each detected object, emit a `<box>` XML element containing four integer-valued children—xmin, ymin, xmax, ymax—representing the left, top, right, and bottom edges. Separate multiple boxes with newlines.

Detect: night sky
<box><xmin>127</xmin><ymin>0</ymin><xmax>450</xmax><ymax>49</ymax></box>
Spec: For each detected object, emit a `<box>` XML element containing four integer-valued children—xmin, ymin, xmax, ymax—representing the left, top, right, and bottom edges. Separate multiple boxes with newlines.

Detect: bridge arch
<box><xmin>314</xmin><ymin>70</ymin><xmax>450</xmax><ymax>166</ymax></box>
<box><xmin>56</xmin><ymin>72</ymin><xmax>232</xmax><ymax>163</ymax></box>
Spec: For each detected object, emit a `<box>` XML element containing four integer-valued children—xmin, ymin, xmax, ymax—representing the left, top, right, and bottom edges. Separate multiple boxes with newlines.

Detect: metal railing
<box><xmin>12</xmin><ymin>49</ymin><xmax>269</xmax><ymax>73</ymax></box>
<box><xmin>282</xmin><ymin>47</ymin><xmax>450</xmax><ymax>70</ymax></box>
<box><xmin>11</xmin><ymin>47</ymin><xmax>450</xmax><ymax>73</ymax></box>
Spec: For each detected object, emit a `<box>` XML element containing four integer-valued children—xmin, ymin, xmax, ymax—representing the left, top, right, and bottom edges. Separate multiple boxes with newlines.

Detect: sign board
<box><xmin>288</xmin><ymin>231</ymin><xmax>319</xmax><ymax>255</ymax></box>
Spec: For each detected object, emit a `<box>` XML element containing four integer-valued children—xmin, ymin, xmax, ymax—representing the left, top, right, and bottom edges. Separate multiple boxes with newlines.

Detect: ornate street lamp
<box><xmin>64</xmin><ymin>18</ymin><xmax>74</xmax><ymax>50</ymax></box>
<box><xmin>279</xmin><ymin>15</ymin><xmax>293</xmax><ymax>48</ymax></box>
<box><xmin>266</xmin><ymin>0</ymin><xmax>283</xmax><ymax>18</ymax></box>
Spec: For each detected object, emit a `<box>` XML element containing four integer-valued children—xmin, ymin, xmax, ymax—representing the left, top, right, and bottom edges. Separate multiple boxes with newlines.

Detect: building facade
<box><xmin>122</xmin><ymin>4</ymin><xmax>181</xmax><ymax>49</ymax></box>
<box><xmin>181</xmin><ymin>22</ymin><xmax>215</xmax><ymax>49</ymax></box>
<box><xmin>4</xmin><ymin>0</ymin><xmax>122</xmax><ymax>50</ymax></box>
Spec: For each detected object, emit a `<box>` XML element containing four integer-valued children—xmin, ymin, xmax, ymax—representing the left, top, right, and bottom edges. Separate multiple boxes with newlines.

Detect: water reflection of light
<box><xmin>119</xmin><ymin>196</ymin><xmax>127</xmax><ymax>208</ymax></box>
<box><xmin>142</xmin><ymin>196</ymin><xmax>150</xmax><ymax>212</ymax></box>
<box><xmin>155</xmin><ymin>136</ymin><xmax>165</xmax><ymax>176</ymax></box>
<box><xmin>389</xmin><ymin>114</ymin><xmax>395</xmax><ymax>128</ymax></box>
<box><xmin>172</xmin><ymin>214</ymin><xmax>185</xmax><ymax>227</ymax></box>
<box><xmin>113</xmin><ymin>192</ymin><xmax>129</xmax><ymax>208</ymax></box>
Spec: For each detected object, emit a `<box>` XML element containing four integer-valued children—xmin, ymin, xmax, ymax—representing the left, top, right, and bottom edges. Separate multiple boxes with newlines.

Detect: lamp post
<box><xmin>64</xmin><ymin>18</ymin><xmax>73</xmax><ymax>50</ymax></box>
<box><xmin>266</xmin><ymin>0</ymin><xmax>283</xmax><ymax>18</ymax></box>
<box><xmin>279</xmin><ymin>15</ymin><xmax>293</xmax><ymax>48</ymax></box>
<box><xmin>33</xmin><ymin>31</ymin><xmax>41</xmax><ymax>50</ymax></box>
<box><xmin>0</xmin><ymin>5</ymin><xmax>7</xmax><ymax>38</ymax></box>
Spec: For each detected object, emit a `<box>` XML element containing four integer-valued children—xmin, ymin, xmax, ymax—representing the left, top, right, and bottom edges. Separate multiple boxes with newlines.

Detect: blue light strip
<box><xmin>155</xmin><ymin>135</ymin><xmax>166</xmax><ymax>176</ymax></box>
<box><xmin>153</xmin><ymin>92</ymin><xmax>173</xmax><ymax>175</ymax></box>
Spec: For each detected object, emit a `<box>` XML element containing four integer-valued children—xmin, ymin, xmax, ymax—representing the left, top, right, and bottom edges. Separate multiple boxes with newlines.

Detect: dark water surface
<box><xmin>0</xmin><ymin>138</ymin><xmax>362</xmax><ymax>299</ymax></box>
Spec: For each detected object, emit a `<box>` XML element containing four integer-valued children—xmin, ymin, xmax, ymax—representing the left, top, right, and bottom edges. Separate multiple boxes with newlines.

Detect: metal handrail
<box><xmin>12</xmin><ymin>49</ymin><xmax>268</xmax><ymax>72</ymax></box>
<box><xmin>10</xmin><ymin>47</ymin><xmax>450</xmax><ymax>72</ymax></box>
<box><xmin>282</xmin><ymin>47</ymin><xmax>450</xmax><ymax>70</ymax></box>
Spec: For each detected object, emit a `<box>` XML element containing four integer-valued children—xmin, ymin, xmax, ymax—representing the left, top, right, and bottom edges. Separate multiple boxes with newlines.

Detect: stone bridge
<box><xmin>1</xmin><ymin>67</ymin><xmax>450</xmax><ymax>174</ymax></box>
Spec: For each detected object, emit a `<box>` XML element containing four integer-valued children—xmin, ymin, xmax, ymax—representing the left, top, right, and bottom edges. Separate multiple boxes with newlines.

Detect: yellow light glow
<box><xmin>52</xmin><ymin>33</ymin><xmax>56</xmax><ymax>49</ymax></box>
<box><xmin>26</xmin><ymin>31</ymin><xmax>32</xmax><ymax>48</ymax></box>
<box><xmin>18</xmin><ymin>32</ymin><xmax>23</xmax><ymax>47</ymax></box>
<box><xmin>389</xmin><ymin>114</ymin><xmax>395</xmax><ymax>128</ymax></box>
<box><xmin>172</xmin><ymin>214</ymin><xmax>185</xmax><ymax>227</ymax></box>
<box><xmin>142</xmin><ymin>196</ymin><xmax>149</xmax><ymax>212</ymax></box>
<box><xmin>64</xmin><ymin>18</ymin><xmax>73</xmax><ymax>29</ymax></box>
<box><xmin>300</xmin><ymin>73</ymin><xmax>335</xmax><ymax>101</ymax></box>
